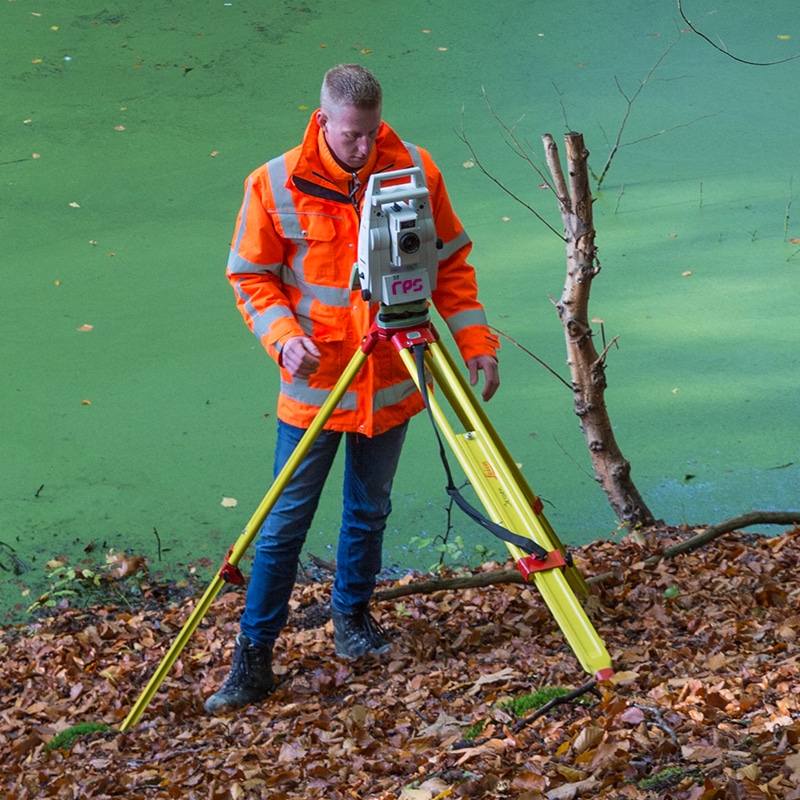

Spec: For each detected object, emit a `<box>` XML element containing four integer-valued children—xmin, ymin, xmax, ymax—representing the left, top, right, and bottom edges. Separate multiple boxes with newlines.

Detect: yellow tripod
<box><xmin>120</xmin><ymin>308</ymin><xmax>612</xmax><ymax>731</ymax></box>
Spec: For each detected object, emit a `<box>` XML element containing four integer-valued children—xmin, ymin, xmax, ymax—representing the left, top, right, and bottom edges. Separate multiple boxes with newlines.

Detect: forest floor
<box><xmin>2</xmin><ymin>524</ymin><xmax>799</xmax><ymax>799</ymax></box>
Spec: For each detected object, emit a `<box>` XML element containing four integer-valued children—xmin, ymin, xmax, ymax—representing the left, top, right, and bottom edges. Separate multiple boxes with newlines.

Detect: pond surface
<box><xmin>1</xmin><ymin>0</ymin><xmax>798</xmax><ymax>618</ymax></box>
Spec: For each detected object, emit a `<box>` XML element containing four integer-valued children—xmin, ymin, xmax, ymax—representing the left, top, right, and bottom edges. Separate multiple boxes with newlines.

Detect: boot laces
<box><xmin>346</xmin><ymin>609</ymin><xmax>386</xmax><ymax>647</ymax></box>
<box><xmin>226</xmin><ymin>635</ymin><xmax>268</xmax><ymax>689</ymax></box>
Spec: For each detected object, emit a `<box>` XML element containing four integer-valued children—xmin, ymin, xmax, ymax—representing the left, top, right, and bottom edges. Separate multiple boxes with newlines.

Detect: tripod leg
<box><xmin>396</xmin><ymin>342</ymin><xmax>612</xmax><ymax>679</ymax></box>
<box><xmin>119</xmin><ymin>345</ymin><xmax>370</xmax><ymax>731</ymax></box>
<box><xmin>423</xmin><ymin>342</ymin><xmax>590</xmax><ymax>598</ymax></box>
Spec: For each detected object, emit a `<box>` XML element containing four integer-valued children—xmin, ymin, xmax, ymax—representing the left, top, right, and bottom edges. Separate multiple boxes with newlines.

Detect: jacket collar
<box><xmin>290</xmin><ymin>111</ymin><xmax>411</xmax><ymax>207</ymax></box>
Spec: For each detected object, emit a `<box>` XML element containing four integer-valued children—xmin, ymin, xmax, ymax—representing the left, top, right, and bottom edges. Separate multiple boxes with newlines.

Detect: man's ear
<box><xmin>316</xmin><ymin>110</ymin><xmax>328</xmax><ymax>129</ymax></box>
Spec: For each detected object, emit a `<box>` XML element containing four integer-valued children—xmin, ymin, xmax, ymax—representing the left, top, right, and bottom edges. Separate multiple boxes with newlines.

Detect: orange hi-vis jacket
<box><xmin>226</xmin><ymin>112</ymin><xmax>500</xmax><ymax>437</ymax></box>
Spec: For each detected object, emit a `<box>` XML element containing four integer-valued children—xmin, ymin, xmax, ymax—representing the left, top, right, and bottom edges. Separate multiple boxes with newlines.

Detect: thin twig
<box><xmin>618</xmin><ymin>112</ymin><xmax>720</xmax><ymax>148</ymax></box>
<box><xmin>633</xmin><ymin>703</ymin><xmax>680</xmax><ymax>744</ymax></box>
<box><xmin>511</xmin><ymin>679</ymin><xmax>600</xmax><ymax>734</ymax></box>
<box><xmin>593</xmin><ymin>335</ymin><xmax>620</xmax><ymax>368</ymax></box>
<box><xmin>152</xmin><ymin>527</ymin><xmax>162</xmax><ymax>562</ymax></box>
<box><xmin>489</xmin><ymin>327</ymin><xmax>571</xmax><ymax>389</ymax></box>
<box><xmin>457</xmin><ymin>103</ymin><xmax>565</xmax><ymax>240</ymax></box>
<box><xmin>595</xmin><ymin>32</ymin><xmax>688</xmax><ymax>187</ymax></box>
<box><xmin>677</xmin><ymin>0</ymin><xmax>800</xmax><ymax>66</ymax></box>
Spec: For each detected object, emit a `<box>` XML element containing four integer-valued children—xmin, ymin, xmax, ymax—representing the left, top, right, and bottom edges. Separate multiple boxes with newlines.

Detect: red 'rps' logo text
<box><xmin>391</xmin><ymin>277</ymin><xmax>425</xmax><ymax>297</ymax></box>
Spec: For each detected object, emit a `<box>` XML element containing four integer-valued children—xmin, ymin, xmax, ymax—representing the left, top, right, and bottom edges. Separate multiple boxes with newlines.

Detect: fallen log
<box><xmin>374</xmin><ymin>511</ymin><xmax>800</xmax><ymax>601</ymax></box>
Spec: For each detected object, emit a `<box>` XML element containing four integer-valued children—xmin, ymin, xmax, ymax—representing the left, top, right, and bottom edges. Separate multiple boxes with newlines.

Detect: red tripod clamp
<box><xmin>516</xmin><ymin>549</ymin><xmax>568</xmax><ymax>580</ymax></box>
<box><xmin>219</xmin><ymin>544</ymin><xmax>245</xmax><ymax>586</ymax></box>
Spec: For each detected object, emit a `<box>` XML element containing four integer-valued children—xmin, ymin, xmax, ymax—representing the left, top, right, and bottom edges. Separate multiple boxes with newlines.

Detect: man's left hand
<box><xmin>467</xmin><ymin>355</ymin><xmax>500</xmax><ymax>402</ymax></box>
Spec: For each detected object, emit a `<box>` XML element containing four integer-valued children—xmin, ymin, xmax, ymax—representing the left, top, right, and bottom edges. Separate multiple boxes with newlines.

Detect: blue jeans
<box><xmin>240</xmin><ymin>419</ymin><xmax>409</xmax><ymax>648</ymax></box>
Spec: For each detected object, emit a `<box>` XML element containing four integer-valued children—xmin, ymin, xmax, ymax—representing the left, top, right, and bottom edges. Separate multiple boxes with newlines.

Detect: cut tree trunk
<box><xmin>542</xmin><ymin>132</ymin><xmax>655</xmax><ymax>527</ymax></box>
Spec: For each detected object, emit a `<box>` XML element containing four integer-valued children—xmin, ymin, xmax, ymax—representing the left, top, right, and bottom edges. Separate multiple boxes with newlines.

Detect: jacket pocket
<box><xmin>272</xmin><ymin>211</ymin><xmax>346</xmax><ymax>280</ymax></box>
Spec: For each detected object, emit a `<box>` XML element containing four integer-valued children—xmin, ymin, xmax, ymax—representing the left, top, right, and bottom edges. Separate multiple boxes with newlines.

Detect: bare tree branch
<box><xmin>457</xmin><ymin>106</ymin><xmax>564</xmax><ymax>240</ymax></box>
<box><xmin>594</xmin><ymin>32</ymin><xmax>691</xmax><ymax>187</ymax></box>
<box><xmin>373</xmin><ymin>511</ymin><xmax>800</xmax><ymax>602</ymax></box>
<box><xmin>677</xmin><ymin>0</ymin><xmax>800</xmax><ymax>66</ymax></box>
<box><xmin>489</xmin><ymin>326</ymin><xmax>572</xmax><ymax>389</ymax></box>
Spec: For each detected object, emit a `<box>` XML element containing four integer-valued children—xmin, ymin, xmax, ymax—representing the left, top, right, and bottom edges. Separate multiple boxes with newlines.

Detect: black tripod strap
<box><xmin>412</xmin><ymin>344</ymin><xmax>550</xmax><ymax>561</ymax></box>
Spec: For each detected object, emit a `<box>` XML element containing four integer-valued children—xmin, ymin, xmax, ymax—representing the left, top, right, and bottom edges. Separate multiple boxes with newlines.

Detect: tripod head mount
<box><xmin>351</xmin><ymin>167</ymin><xmax>441</xmax><ymax>323</ymax></box>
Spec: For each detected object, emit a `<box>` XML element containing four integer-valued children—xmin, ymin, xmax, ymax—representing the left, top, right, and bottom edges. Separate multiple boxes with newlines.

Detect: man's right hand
<box><xmin>281</xmin><ymin>336</ymin><xmax>321</xmax><ymax>379</ymax></box>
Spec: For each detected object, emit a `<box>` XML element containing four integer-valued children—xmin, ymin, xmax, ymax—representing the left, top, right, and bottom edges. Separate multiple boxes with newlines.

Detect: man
<box><xmin>205</xmin><ymin>64</ymin><xmax>499</xmax><ymax>713</ymax></box>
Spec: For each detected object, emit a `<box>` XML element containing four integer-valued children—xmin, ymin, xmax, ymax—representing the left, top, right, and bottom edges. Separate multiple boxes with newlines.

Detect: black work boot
<box><xmin>332</xmin><ymin>606</ymin><xmax>391</xmax><ymax>659</ymax></box>
<box><xmin>204</xmin><ymin>633</ymin><xmax>276</xmax><ymax>714</ymax></box>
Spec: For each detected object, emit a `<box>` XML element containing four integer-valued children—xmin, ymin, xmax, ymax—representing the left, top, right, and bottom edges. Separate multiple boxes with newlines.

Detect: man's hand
<box><xmin>281</xmin><ymin>336</ymin><xmax>321</xmax><ymax>379</ymax></box>
<box><xmin>467</xmin><ymin>355</ymin><xmax>500</xmax><ymax>402</ymax></box>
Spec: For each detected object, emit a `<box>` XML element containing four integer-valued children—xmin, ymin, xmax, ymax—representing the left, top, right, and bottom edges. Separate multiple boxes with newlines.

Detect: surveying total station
<box><xmin>120</xmin><ymin>168</ymin><xmax>613</xmax><ymax>731</ymax></box>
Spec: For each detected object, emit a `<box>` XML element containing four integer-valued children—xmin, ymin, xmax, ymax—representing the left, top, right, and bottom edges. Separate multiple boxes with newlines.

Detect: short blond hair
<box><xmin>320</xmin><ymin>64</ymin><xmax>382</xmax><ymax>113</ymax></box>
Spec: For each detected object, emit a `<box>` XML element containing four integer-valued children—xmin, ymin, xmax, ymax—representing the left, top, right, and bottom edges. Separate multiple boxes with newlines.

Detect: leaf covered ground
<box><xmin>2</xmin><ymin>525</ymin><xmax>799</xmax><ymax>799</ymax></box>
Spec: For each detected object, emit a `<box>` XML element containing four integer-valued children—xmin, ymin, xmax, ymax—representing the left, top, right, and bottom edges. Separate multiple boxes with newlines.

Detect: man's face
<box><xmin>317</xmin><ymin>103</ymin><xmax>382</xmax><ymax>171</ymax></box>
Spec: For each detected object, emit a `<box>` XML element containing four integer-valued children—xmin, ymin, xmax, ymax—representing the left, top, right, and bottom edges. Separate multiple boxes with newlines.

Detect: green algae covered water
<box><xmin>1</xmin><ymin>0</ymin><xmax>798</xmax><ymax>619</ymax></box>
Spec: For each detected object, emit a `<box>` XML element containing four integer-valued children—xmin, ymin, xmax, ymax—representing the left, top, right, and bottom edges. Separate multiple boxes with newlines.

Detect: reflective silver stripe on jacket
<box><xmin>280</xmin><ymin>375</ymin><xmax>419</xmax><ymax>414</ymax></box>
<box><xmin>269</xmin><ymin>157</ymin><xmax>351</xmax><ymax>312</ymax></box>
<box><xmin>280</xmin><ymin>379</ymin><xmax>358</xmax><ymax>411</ymax></box>
<box><xmin>372</xmin><ymin>376</ymin><xmax>420</xmax><ymax>412</ymax></box>
<box><xmin>445</xmin><ymin>307</ymin><xmax>490</xmax><ymax>336</ymax></box>
<box><xmin>403</xmin><ymin>141</ymin><xmax>425</xmax><ymax>175</ymax></box>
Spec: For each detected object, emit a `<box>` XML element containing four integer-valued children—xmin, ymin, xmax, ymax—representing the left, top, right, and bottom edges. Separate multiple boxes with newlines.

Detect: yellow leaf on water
<box><xmin>69</xmin><ymin>201</ymin><xmax>80</xmax><ymax>208</ymax></box>
<box><xmin>81</xmin><ymin>399</ymin><xmax>92</xmax><ymax>405</ymax></box>
<box><xmin>76</xmin><ymin>324</ymin><xmax>94</xmax><ymax>332</ymax></box>
<box><xmin>462</xmin><ymin>160</ymin><xmax>475</xmax><ymax>169</ymax></box>
<box><xmin>778</xmin><ymin>34</ymin><xmax>791</xmax><ymax>40</ymax></box>
<box><xmin>221</xmin><ymin>497</ymin><xmax>238</xmax><ymax>508</ymax></box>
<box><xmin>682</xmin><ymin>270</ymin><xmax>692</xmax><ymax>276</ymax></box>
